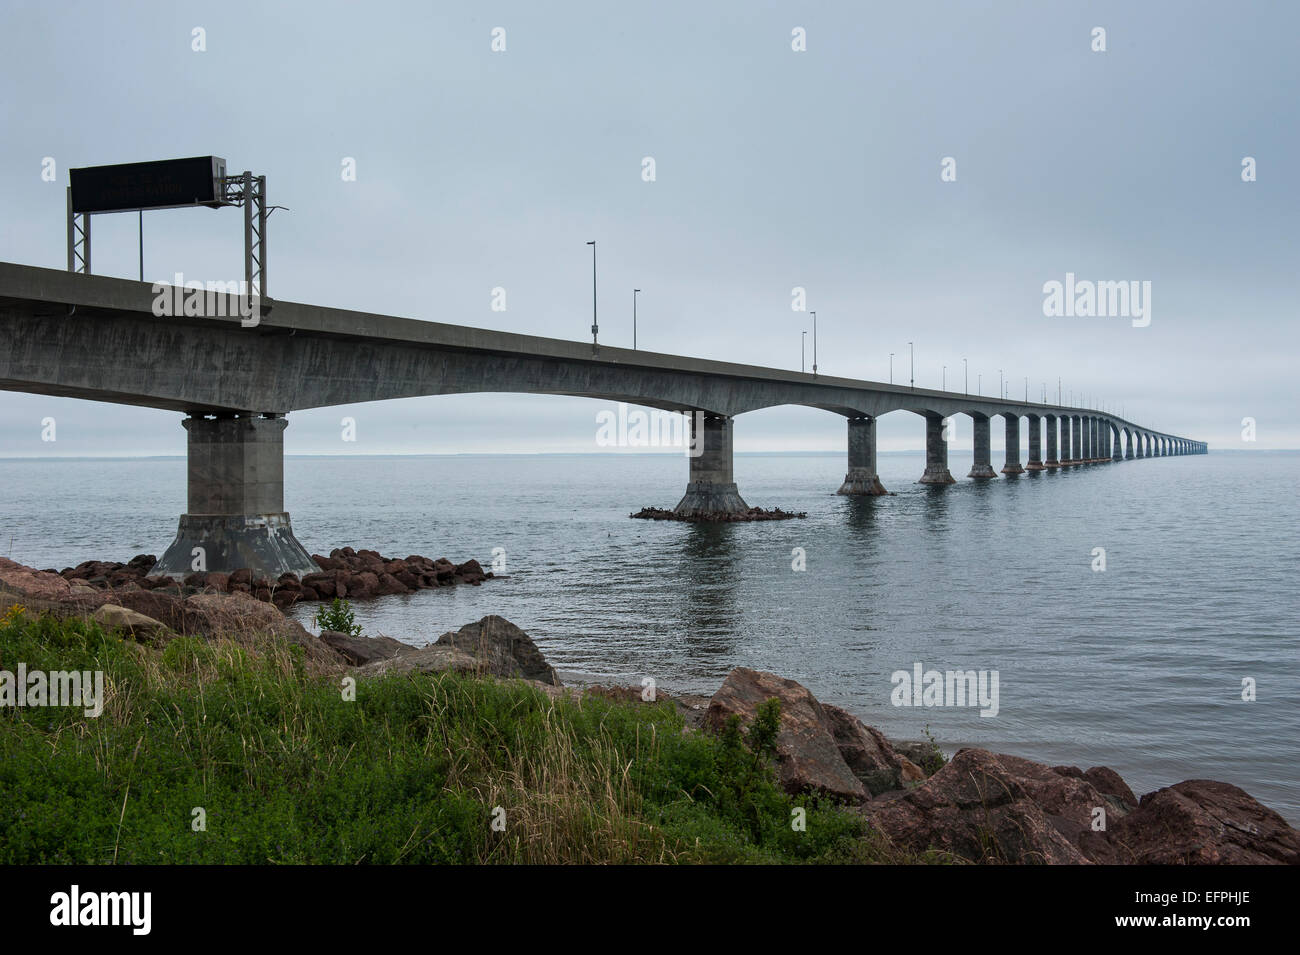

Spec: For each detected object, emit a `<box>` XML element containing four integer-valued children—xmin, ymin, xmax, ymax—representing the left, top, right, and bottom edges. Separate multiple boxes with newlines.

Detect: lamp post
<box><xmin>908</xmin><ymin>341</ymin><xmax>914</xmax><ymax>389</ymax></box>
<box><xmin>889</xmin><ymin>352</ymin><xmax>894</xmax><ymax>384</ymax></box>
<box><xmin>1024</xmin><ymin>377</ymin><xmax>1028</xmax><ymax>401</ymax></box>
<box><xmin>811</xmin><ymin>311</ymin><xmax>818</xmax><ymax>376</ymax></box>
<box><xmin>801</xmin><ymin>331</ymin><xmax>806</xmax><ymax>373</ymax></box>
<box><xmin>632</xmin><ymin>288</ymin><xmax>640</xmax><ymax>349</ymax></box>
<box><xmin>586</xmin><ymin>241</ymin><xmax>597</xmax><ymax>348</ymax></box>
<box><xmin>963</xmin><ymin>357</ymin><xmax>968</xmax><ymax>394</ymax></box>
<box><xmin>942</xmin><ymin>364</ymin><xmax>946</xmax><ymax>390</ymax></box>
<box><xmin>999</xmin><ymin>369</ymin><xmax>1003</xmax><ymax>400</ymax></box>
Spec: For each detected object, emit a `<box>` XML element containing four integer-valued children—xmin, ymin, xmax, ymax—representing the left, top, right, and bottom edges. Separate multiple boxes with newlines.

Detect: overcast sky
<box><xmin>1</xmin><ymin>0</ymin><xmax>1295</xmax><ymax>456</ymax></box>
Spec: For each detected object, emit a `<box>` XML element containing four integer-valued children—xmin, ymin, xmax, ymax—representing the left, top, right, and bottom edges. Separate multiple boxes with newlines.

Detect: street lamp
<box><xmin>633</xmin><ymin>288</ymin><xmax>640</xmax><ymax>349</ymax></box>
<box><xmin>908</xmin><ymin>341</ymin><xmax>914</xmax><ymax>389</ymax></box>
<box><xmin>999</xmin><ymin>369</ymin><xmax>1003</xmax><ymax>399</ymax></box>
<box><xmin>1024</xmin><ymin>377</ymin><xmax>1028</xmax><ymax>401</ymax></box>
<box><xmin>811</xmin><ymin>310</ymin><xmax>818</xmax><ymax>376</ymax></box>
<box><xmin>801</xmin><ymin>331</ymin><xmax>806</xmax><ymax>373</ymax></box>
<box><xmin>889</xmin><ymin>352</ymin><xmax>894</xmax><ymax>384</ymax></box>
<box><xmin>963</xmin><ymin>358</ymin><xmax>968</xmax><ymax>394</ymax></box>
<box><xmin>586</xmin><ymin>241</ymin><xmax>597</xmax><ymax>348</ymax></box>
<box><xmin>942</xmin><ymin>364</ymin><xmax>946</xmax><ymax>390</ymax></box>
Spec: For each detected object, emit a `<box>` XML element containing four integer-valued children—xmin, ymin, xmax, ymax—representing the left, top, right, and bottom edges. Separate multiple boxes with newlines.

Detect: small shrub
<box><xmin>314</xmin><ymin>598</ymin><xmax>361</xmax><ymax>637</ymax></box>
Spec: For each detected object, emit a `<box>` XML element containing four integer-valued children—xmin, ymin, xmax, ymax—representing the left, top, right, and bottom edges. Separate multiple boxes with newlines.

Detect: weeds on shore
<box><xmin>313</xmin><ymin>598</ymin><xmax>362</xmax><ymax>637</ymax></box>
<box><xmin>0</xmin><ymin>609</ymin><xmax>924</xmax><ymax>864</ymax></box>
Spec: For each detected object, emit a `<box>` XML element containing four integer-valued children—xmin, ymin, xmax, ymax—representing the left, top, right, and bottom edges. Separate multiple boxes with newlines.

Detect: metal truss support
<box><xmin>66</xmin><ymin>187</ymin><xmax>91</xmax><ymax>273</ymax></box>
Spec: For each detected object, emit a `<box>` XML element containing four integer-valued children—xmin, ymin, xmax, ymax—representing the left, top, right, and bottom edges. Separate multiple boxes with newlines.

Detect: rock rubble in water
<box><xmin>50</xmin><ymin>546</ymin><xmax>491</xmax><ymax>610</ymax></box>
<box><xmin>630</xmin><ymin>506</ymin><xmax>806</xmax><ymax>522</ymax></box>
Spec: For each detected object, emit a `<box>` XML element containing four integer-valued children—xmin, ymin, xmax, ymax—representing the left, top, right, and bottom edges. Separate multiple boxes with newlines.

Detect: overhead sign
<box><xmin>69</xmin><ymin>156</ymin><xmax>227</xmax><ymax>214</ymax></box>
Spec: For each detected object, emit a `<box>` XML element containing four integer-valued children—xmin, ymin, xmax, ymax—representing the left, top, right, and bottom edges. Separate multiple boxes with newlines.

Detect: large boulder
<box><xmin>861</xmin><ymin>748</ymin><xmax>1128</xmax><ymax>864</ymax></box>
<box><xmin>0</xmin><ymin>557</ymin><xmax>100</xmax><ymax>611</ymax></box>
<box><xmin>1080</xmin><ymin>779</ymin><xmax>1300</xmax><ymax>865</ymax></box>
<box><xmin>823</xmin><ymin>704</ymin><xmax>927</xmax><ymax>795</ymax></box>
<box><xmin>434</xmin><ymin>615</ymin><xmax>560</xmax><ymax>686</ymax></box>
<box><xmin>319</xmin><ymin>630</ymin><xmax>410</xmax><ymax>666</ymax></box>
<box><xmin>183</xmin><ymin>591</ymin><xmax>339</xmax><ymax>668</ymax></box>
<box><xmin>91</xmin><ymin>604</ymin><xmax>173</xmax><ymax>644</ymax></box>
<box><xmin>702</xmin><ymin>668</ymin><xmax>868</xmax><ymax>802</ymax></box>
<box><xmin>356</xmin><ymin>644</ymin><xmax>482</xmax><ymax>679</ymax></box>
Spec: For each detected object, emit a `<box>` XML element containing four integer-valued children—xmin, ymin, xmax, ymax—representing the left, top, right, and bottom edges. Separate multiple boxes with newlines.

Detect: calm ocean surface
<box><xmin>2</xmin><ymin>450</ymin><xmax>1297</xmax><ymax>821</ymax></box>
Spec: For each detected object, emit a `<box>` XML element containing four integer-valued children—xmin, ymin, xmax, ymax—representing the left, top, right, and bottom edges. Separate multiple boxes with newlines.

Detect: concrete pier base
<box><xmin>674</xmin><ymin>413</ymin><xmax>750</xmax><ymax>516</ymax></box>
<box><xmin>919</xmin><ymin>415</ymin><xmax>956</xmax><ymax>485</ymax></box>
<box><xmin>1026</xmin><ymin>414</ymin><xmax>1045</xmax><ymax>470</ymax></box>
<box><xmin>1044</xmin><ymin>414</ymin><xmax>1060</xmax><ymax>468</ymax></box>
<box><xmin>967</xmin><ymin>415</ymin><xmax>997</xmax><ymax>478</ymax></box>
<box><xmin>837</xmin><ymin>416</ymin><xmax>888</xmax><ymax>495</ymax></box>
<box><xmin>1001</xmin><ymin>414</ymin><xmax>1025</xmax><ymax>474</ymax></box>
<box><xmin>152</xmin><ymin>415</ymin><xmax>318</xmax><ymax>579</ymax></box>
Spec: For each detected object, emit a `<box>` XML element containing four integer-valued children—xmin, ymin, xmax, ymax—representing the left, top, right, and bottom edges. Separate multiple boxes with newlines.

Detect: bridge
<box><xmin>0</xmin><ymin>261</ymin><xmax>1206</xmax><ymax>578</ymax></box>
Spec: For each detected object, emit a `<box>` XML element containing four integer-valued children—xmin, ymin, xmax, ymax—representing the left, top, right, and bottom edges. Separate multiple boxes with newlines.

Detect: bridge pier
<box><xmin>837</xmin><ymin>416</ymin><xmax>888</xmax><ymax>495</ymax></box>
<box><xmin>1069</xmin><ymin>416</ymin><xmax>1081</xmax><ymax>465</ymax></box>
<box><xmin>1026</xmin><ymin>414</ymin><xmax>1044</xmax><ymax>470</ymax></box>
<box><xmin>1081</xmin><ymin>416</ymin><xmax>1092</xmax><ymax>462</ymax></box>
<box><xmin>968</xmin><ymin>415</ymin><xmax>996</xmax><ymax>478</ymax></box>
<box><xmin>918</xmin><ymin>415</ymin><xmax>956</xmax><ymax>485</ymax></box>
<box><xmin>1125</xmin><ymin>430</ymin><xmax>1134</xmax><ymax>459</ymax></box>
<box><xmin>1001</xmin><ymin>415</ymin><xmax>1024</xmax><ymax>474</ymax></box>
<box><xmin>674</xmin><ymin>413</ymin><xmax>749</xmax><ymax>516</ymax></box>
<box><xmin>1045</xmin><ymin>414</ymin><xmax>1059</xmax><ymax>467</ymax></box>
<box><xmin>151</xmin><ymin>414</ymin><xmax>319</xmax><ymax>580</ymax></box>
<box><xmin>1111</xmin><ymin>424</ymin><xmax>1122</xmax><ymax>461</ymax></box>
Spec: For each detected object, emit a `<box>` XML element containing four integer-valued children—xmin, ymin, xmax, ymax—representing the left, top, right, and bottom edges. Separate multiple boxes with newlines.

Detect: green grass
<box><xmin>0</xmin><ymin>606</ymin><xmax>926</xmax><ymax>864</ymax></box>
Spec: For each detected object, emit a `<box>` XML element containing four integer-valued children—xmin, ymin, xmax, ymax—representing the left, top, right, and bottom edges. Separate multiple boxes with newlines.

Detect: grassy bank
<box><xmin>0</xmin><ymin>607</ymin><xmax>926</xmax><ymax>864</ymax></box>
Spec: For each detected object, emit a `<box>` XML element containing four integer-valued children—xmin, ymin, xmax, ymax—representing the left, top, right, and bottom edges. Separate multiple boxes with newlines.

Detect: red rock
<box><xmin>703</xmin><ymin>668</ymin><xmax>868</xmax><ymax>802</ymax></box>
<box><xmin>861</xmin><ymin>748</ymin><xmax>1109</xmax><ymax>864</ymax></box>
<box><xmin>1081</xmin><ymin>779</ymin><xmax>1300</xmax><ymax>865</ymax></box>
<box><xmin>375</xmin><ymin>572</ymin><xmax>409</xmax><ymax>596</ymax></box>
<box><xmin>822</xmin><ymin>704</ymin><xmax>927</xmax><ymax>795</ymax></box>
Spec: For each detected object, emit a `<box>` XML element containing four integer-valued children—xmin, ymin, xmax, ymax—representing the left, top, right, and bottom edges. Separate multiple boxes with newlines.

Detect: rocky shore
<box><xmin>630</xmin><ymin>506</ymin><xmax>807</xmax><ymax>522</ymax></box>
<box><xmin>44</xmin><ymin>546</ymin><xmax>491</xmax><ymax>610</ymax></box>
<box><xmin>1</xmin><ymin>554</ymin><xmax>1295</xmax><ymax>864</ymax></box>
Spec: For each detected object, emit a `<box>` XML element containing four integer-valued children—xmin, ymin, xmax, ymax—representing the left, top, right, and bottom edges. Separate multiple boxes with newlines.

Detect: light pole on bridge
<box><xmin>586</xmin><ymin>241</ymin><xmax>598</xmax><ymax>349</ymax></box>
<box><xmin>632</xmin><ymin>288</ymin><xmax>640</xmax><ymax>349</ymax></box>
<box><xmin>942</xmin><ymin>364</ymin><xmax>946</xmax><ymax>390</ymax></box>
<box><xmin>908</xmin><ymin>341</ymin><xmax>914</xmax><ymax>390</ymax></box>
<box><xmin>811</xmin><ymin>311</ymin><xmax>818</xmax><ymax>376</ymax></box>
<box><xmin>963</xmin><ymin>358</ymin><xmax>968</xmax><ymax>394</ymax></box>
<box><xmin>801</xmin><ymin>331</ymin><xmax>806</xmax><ymax>373</ymax></box>
<box><xmin>889</xmin><ymin>353</ymin><xmax>894</xmax><ymax>384</ymax></box>
<box><xmin>999</xmin><ymin>369</ymin><xmax>1003</xmax><ymax>400</ymax></box>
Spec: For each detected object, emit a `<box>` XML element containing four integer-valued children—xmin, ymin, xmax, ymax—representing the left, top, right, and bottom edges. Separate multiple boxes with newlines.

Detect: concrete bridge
<box><xmin>0</xmin><ymin>262</ymin><xmax>1206</xmax><ymax>578</ymax></box>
